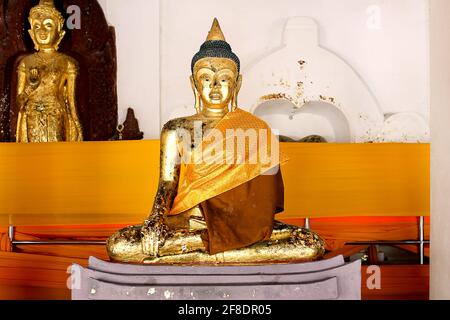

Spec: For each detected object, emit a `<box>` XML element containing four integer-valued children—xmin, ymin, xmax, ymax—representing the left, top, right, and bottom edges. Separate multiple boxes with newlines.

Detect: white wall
<box><xmin>98</xmin><ymin>0</ymin><xmax>161</xmax><ymax>138</ymax></box>
<box><xmin>100</xmin><ymin>0</ymin><xmax>429</xmax><ymax>140</ymax></box>
<box><xmin>430</xmin><ymin>0</ymin><xmax>450</xmax><ymax>301</ymax></box>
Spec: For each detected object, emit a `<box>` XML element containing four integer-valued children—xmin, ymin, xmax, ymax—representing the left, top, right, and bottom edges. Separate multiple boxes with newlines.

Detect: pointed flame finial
<box><xmin>40</xmin><ymin>0</ymin><xmax>56</xmax><ymax>7</ymax></box>
<box><xmin>206</xmin><ymin>18</ymin><xmax>226</xmax><ymax>41</ymax></box>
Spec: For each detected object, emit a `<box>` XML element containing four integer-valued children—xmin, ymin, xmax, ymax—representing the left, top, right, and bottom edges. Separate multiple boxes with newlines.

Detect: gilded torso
<box><xmin>156</xmin><ymin>114</ymin><xmax>222</xmax><ymax>229</ymax></box>
<box><xmin>19</xmin><ymin>52</ymin><xmax>77</xmax><ymax>112</ymax></box>
<box><xmin>163</xmin><ymin>114</ymin><xmax>222</xmax><ymax>157</ymax></box>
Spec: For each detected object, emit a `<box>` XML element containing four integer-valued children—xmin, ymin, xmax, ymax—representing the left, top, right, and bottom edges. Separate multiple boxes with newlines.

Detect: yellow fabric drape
<box><xmin>0</xmin><ymin>141</ymin><xmax>428</xmax><ymax>225</ymax></box>
<box><xmin>279</xmin><ymin>143</ymin><xmax>429</xmax><ymax>218</ymax></box>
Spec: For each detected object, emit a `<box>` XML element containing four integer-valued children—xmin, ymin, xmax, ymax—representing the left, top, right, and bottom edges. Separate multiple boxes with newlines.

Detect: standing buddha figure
<box><xmin>107</xmin><ymin>19</ymin><xmax>325</xmax><ymax>264</ymax></box>
<box><xmin>16</xmin><ymin>0</ymin><xmax>83</xmax><ymax>143</ymax></box>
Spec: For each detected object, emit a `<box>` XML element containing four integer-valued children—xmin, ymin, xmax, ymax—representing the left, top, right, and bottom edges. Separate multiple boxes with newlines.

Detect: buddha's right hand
<box><xmin>30</xmin><ymin>69</ymin><xmax>39</xmax><ymax>83</ymax></box>
<box><xmin>23</xmin><ymin>73</ymin><xmax>40</xmax><ymax>97</ymax></box>
<box><xmin>141</xmin><ymin>214</ymin><xmax>169</xmax><ymax>257</ymax></box>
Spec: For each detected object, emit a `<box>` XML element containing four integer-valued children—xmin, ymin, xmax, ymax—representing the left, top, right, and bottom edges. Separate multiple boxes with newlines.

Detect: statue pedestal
<box><xmin>71</xmin><ymin>255</ymin><xmax>361</xmax><ymax>300</ymax></box>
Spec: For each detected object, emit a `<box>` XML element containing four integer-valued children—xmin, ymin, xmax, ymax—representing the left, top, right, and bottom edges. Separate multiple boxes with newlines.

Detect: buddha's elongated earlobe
<box><xmin>54</xmin><ymin>29</ymin><xmax>66</xmax><ymax>51</ymax></box>
<box><xmin>231</xmin><ymin>74</ymin><xmax>242</xmax><ymax>111</ymax></box>
<box><xmin>28</xmin><ymin>19</ymin><xmax>39</xmax><ymax>51</ymax></box>
<box><xmin>29</xmin><ymin>30</ymin><xmax>39</xmax><ymax>51</ymax></box>
<box><xmin>190</xmin><ymin>76</ymin><xmax>201</xmax><ymax>114</ymax></box>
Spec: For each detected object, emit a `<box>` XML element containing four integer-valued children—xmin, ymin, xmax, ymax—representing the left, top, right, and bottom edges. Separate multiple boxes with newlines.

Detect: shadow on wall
<box><xmin>254</xmin><ymin>99</ymin><xmax>351</xmax><ymax>143</ymax></box>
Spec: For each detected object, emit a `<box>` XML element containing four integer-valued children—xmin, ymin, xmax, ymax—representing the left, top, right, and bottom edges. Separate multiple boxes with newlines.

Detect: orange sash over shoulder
<box><xmin>169</xmin><ymin>108</ymin><xmax>286</xmax><ymax>216</ymax></box>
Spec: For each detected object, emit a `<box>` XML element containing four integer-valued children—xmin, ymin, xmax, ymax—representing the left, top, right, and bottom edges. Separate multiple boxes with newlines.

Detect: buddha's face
<box><xmin>29</xmin><ymin>14</ymin><xmax>63</xmax><ymax>50</ymax></box>
<box><xmin>193</xmin><ymin>58</ymin><xmax>239</xmax><ymax>109</ymax></box>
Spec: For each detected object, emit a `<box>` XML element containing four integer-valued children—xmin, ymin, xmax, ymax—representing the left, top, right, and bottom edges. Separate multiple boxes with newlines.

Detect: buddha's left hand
<box><xmin>141</xmin><ymin>215</ymin><xmax>169</xmax><ymax>257</ymax></box>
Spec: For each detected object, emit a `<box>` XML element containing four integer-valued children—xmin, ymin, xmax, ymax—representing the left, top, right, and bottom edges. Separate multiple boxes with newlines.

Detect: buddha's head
<box><xmin>28</xmin><ymin>0</ymin><xmax>66</xmax><ymax>51</ymax></box>
<box><xmin>191</xmin><ymin>18</ymin><xmax>242</xmax><ymax>113</ymax></box>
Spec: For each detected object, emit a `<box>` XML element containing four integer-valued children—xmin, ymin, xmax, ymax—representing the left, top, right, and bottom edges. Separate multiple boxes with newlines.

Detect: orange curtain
<box><xmin>0</xmin><ymin>142</ymin><xmax>429</xmax><ymax>225</ymax></box>
<box><xmin>0</xmin><ymin>251</ymin><xmax>87</xmax><ymax>300</ymax></box>
<box><xmin>0</xmin><ymin>250</ymin><xmax>429</xmax><ymax>300</ymax></box>
<box><xmin>361</xmin><ymin>265</ymin><xmax>429</xmax><ymax>300</ymax></box>
<box><xmin>0</xmin><ymin>219</ymin><xmax>430</xmax><ymax>300</ymax></box>
<box><xmin>280</xmin><ymin>143</ymin><xmax>429</xmax><ymax>218</ymax></box>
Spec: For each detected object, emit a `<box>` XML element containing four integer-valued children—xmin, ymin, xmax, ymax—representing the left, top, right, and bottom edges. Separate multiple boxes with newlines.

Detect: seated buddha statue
<box><xmin>16</xmin><ymin>0</ymin><xmax>83</xmax><ymax>143</ymax></box>
<box><xmin>107</xmin><ymin>19</ymin><xmax>325</xmax><ymax>264</ymax></box>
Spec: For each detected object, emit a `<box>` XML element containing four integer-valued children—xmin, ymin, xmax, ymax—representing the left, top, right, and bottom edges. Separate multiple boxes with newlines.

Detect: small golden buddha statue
<box><xmin>107</xmin><ymin>19</ymin><xmax>325</xmax><ymax>264</ymax></box>
<box><xmin>16</xmin><ymin>0</ymin><xmax>83</xmax><ymax>143</ymax></box>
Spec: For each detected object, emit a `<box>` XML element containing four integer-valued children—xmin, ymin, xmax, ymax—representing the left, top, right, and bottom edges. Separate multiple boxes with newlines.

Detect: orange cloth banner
<box><xmin>0</xmin><ymin>251</ymin><xmax>85</xmax><ymax>300</ymax></box>
<box><xmin>280</xmin><ymin>143</ymin><xmax>429</xmax><ymax>218</ymax></box>
<box><xmin>0</xmin><ymin>142</ymin><xmax>429</xmax><ymax>226</ymax></box>
<box><xmin>361</xmin><ymin>265</ymin><xmax>429</xmax><ymax>300</ymax></box>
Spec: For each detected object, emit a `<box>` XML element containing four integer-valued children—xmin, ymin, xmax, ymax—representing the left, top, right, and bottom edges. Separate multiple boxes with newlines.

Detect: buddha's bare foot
<box><xmin>107</xmin><ymin>221</ymin><xmax>325</xmax><ymax>265</ymax></box>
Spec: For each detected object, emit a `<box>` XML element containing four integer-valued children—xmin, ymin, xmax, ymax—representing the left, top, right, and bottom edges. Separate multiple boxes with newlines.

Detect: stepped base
<box><xmin>71</xmin><ymin>255</ymin><xmax>361</xmax><ymax>300</ymax></box>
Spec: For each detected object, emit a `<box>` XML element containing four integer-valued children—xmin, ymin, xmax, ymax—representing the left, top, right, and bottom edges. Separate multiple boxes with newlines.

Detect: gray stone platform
<box><xmin>71</xmin><ymin>255</ymin><xmax>361</xmax><ymax>300</ymax></box>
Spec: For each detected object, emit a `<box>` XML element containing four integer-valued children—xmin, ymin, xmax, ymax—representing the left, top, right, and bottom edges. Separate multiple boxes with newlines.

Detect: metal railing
<box><xmin>8</xmin><ymin>225</ymin><xmax>106</xmax><ymax>247</ymax></box>
<box><xmin>8</xmin><ymin>216</ymin><xmax>429</xmax><ymax>264</ymax></box>
<box><xmin>303</xmin><ymin>216</ymin><xmax>428</xmax><ymax>265</ymax></box>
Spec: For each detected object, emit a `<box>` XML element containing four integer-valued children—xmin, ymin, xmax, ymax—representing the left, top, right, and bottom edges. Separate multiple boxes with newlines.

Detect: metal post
<box><xmin>419</xmin><ymin>216</ymin><xmax>425</xmax><ymax>265</ymax></box>
<box><xmin>305</xmin><ymin>218</ymin><xmax>310</xmax><ymax>230</ymax></box>
<box><xmin>8</xmin><ymin>225</ymin><xmax>14</xmax><ymax>251</ymax></box>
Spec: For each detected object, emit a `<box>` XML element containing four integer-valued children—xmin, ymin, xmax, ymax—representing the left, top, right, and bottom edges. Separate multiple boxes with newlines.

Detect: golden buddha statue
<box><xmin>107</xmin><ymin>19</ymin><xmax>325</xmax><ymax>265</ymax></box>
<box><xmin>16</xmin><ymin>0</ymin><xmax>83</xmax><ymax>143</ymax></box>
